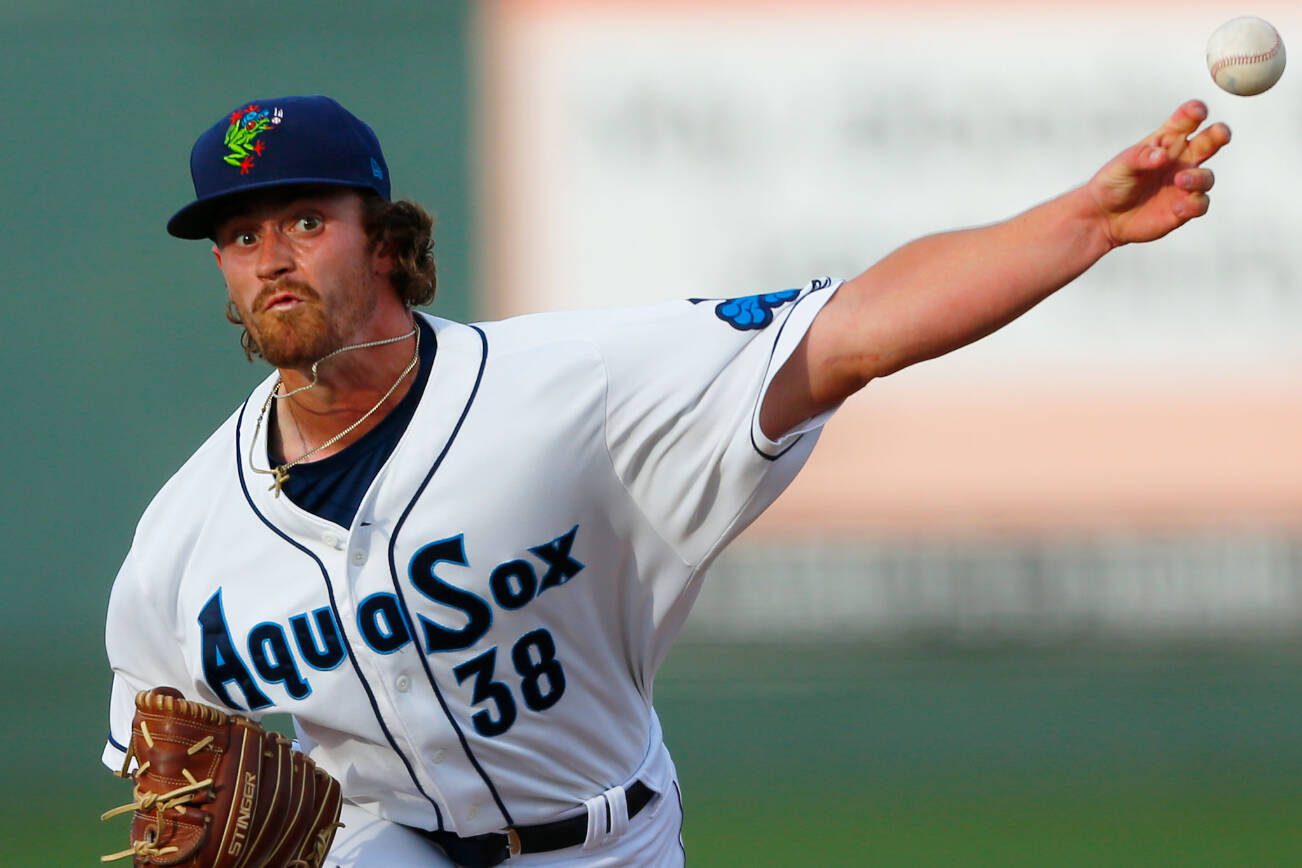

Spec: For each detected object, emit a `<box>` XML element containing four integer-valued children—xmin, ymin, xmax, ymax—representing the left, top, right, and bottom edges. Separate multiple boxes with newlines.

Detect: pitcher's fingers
<box><xmin>1184</xmin><ymin>122</ymin><xmax>1231</xmax><ymax>166</ymax></box>
<box><xmin>1174</xmin><ymin>192</ymin><xmax>1211</xmax><ymax>220</ymax></box>
<box><xmin>1149</xmin><ymin>100</ymin><xmax>1209</xmax><ymax>156</ymax></box>
<box><xmin>1176</xmin><ymin>168</ymin><xmax>1215</xmax><ymax>193</ymax></box>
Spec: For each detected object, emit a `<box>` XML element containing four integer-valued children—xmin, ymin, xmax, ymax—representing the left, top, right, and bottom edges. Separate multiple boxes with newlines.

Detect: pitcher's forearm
<box><xmin>831</xmin><ymin>185</ymin><xmax>1114</xmax><ymax>382</ymax></box>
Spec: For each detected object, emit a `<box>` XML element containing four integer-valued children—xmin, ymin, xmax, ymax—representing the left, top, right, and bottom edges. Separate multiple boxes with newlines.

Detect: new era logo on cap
<box><xmin>167</xmin><ymin>95</ymin><xmax>391</xmax><ymax>240</ymax></box>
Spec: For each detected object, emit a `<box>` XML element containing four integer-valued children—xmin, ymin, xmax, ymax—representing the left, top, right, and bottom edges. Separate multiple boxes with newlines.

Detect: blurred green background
<box><xmin>3</xmin><ymin>3</ymin><xmax>1301</xmax><ymax>866</ymax></box>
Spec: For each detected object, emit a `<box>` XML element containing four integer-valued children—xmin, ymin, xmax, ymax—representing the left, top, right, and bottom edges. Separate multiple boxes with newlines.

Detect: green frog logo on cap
<box><xmin>223</xmin><ymin>105</ymin><xmax>283</xmax><ymax>175</ymax></box>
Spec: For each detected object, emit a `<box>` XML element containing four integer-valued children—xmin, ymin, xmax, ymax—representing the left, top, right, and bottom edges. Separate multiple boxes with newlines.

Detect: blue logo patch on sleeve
<box><xmin>704</xmin><ymin>289</ymin><xmax>801</xmax><ymax>330</ymax></box>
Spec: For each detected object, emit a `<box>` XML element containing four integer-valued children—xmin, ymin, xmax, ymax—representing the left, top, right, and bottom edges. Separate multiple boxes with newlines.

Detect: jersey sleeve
<box><xmin>596</xmin><ymin>277</ymin><xmax>841</xmax><ymax>567</ymax></box>
<box><xmin>100</xmin><ymin>534</ymin><xmax>194</xmax><ymax>772</ymax></box>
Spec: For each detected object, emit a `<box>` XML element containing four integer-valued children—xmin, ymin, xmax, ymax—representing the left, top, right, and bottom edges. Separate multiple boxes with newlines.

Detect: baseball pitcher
<box><xmin>101</xmin><ymin>95</ymin><xmax>1228</xmax><ymax>866</ymax></box>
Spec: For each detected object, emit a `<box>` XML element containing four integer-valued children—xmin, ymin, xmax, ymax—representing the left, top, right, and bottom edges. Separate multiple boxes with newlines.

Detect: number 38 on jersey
<box><xmin>198</xmin><ymin>525</ymin><xmax>585</xmax><ymax>738</ymax></box>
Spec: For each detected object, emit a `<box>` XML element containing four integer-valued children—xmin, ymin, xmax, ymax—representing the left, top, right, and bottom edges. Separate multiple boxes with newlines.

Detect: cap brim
<box><xmin>166</xmin><ymin>177</ymin><xmax>381</xmax><ymax>240</ymax></box>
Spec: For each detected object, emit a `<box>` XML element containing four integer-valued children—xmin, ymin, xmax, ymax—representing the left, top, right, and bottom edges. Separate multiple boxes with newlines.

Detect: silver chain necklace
<box><xmin>249</xmin><ymin>324</ymin><xmax>419</xmax><ymax>496</ymax></box>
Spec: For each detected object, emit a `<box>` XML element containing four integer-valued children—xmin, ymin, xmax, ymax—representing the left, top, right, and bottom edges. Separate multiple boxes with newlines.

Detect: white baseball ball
<box><xmin>1206</xmin><ymin>16</ymin><xmax>1286</xmax><ymax>96</ymax></box>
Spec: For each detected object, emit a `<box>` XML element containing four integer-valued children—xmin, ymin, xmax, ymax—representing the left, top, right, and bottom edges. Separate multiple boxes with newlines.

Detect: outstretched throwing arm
<box><xmin>760</xmin><ymin>100</ymin><xmax>1232</xmax><ymax>439</ymax></box>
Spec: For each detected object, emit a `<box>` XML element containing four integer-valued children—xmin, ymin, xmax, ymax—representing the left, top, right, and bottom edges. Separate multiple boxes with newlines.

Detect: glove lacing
<box><xmin>99</xmin><ymin>722</ymin><xmax>216</xmax><ymax>863</ymax></box>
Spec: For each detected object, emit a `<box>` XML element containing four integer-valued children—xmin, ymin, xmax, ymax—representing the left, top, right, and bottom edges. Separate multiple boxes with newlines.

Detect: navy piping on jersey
<box><xmin>674</xmin><ymin>780</ymin><xmax>686</xmax><ymax>863</ymax></box>
<box><xmin>383</xmin><ymin>324</ymin><xmax>516</xmax><ymax>830</ymax></box>
<box><xmin>750</xmin><ymin>285</ymin><xmax>828</xmax><ymax>461</ymax></box>
<box><xmin>107</xmin><ymin>730</ymin><xmax>127</xmax><ymax>753</ymax></box>
<box><xmin>233</xmin><ymin>393</ymin><xmax>446</xmax><ymax>829</ymax></box>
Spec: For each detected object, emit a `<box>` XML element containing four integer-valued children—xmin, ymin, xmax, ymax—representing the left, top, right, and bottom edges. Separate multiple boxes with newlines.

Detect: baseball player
<box><xmin>102</xmin><ymin>94</ymin><xmax>1228</xmax><ymax>866</ymax></box>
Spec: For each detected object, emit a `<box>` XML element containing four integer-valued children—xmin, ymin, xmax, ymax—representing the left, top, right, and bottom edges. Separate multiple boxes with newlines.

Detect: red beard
<box><xmin>245</xmin><ymin>280</ymin><xmax>341</xmax><ymax>368</ymax></box>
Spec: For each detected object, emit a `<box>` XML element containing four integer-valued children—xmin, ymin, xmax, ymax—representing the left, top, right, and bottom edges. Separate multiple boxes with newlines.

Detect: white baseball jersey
<box><xmin>102</xmin><ymin>278</ymin><xmax>840</xmax><ymax>853</ymax></box>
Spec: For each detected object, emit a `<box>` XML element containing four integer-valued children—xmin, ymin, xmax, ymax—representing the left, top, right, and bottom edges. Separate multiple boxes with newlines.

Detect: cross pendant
<box><xmin>269</xmin><ymin>466</ymin><xmax>290</xmax><ymax>497</ymax></box>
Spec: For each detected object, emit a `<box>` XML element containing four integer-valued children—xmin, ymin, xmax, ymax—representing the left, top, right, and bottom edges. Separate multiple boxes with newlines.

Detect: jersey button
<box><xmin>467</xmin><ymin>805</ymin><xmax>480</xmax><ymax>821</ymax></box>
<box><xmin>351</xmin><ymin>549</ymin><xmax>367</xmax><ymax>566</ymax></box>
<box><xmin>432</xmin><ymin>749</ymin><xmax>447</xmax><ymax>765</ymax></box>
<box><xmin>322</xmin><ymin>531</ymin><xmax>341</xmax><ymax>548</ymax></box>
<box><xmin>395</xmin><ymin>675</ymin><xmax>411</xmax><ymax>692</ymax></box>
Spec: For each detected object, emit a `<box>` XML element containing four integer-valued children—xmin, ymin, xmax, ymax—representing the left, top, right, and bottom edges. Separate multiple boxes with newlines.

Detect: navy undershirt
<box><xmin>269</xmin><ymin>317</ymin><xmax>436</xmax><ymax>528</ymax></box>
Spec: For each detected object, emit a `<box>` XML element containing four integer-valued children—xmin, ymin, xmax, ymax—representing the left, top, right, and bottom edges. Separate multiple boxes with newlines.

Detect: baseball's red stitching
<box><xmin>1211</xmin><ymin>34</ymin><xmax>1282</xmax><ymax>78</ymax></box>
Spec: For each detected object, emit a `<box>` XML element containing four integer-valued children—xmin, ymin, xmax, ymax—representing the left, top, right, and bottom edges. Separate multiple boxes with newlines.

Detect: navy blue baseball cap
<box><xmin>167</xmin><ymin>95</ymin><xmax>391</xmax><ymax>239</ymax></box>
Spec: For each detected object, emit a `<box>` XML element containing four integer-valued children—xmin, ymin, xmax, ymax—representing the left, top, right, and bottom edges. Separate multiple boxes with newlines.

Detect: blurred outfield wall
<box><xmin>480</xmin><ymin>0</ymin><xmax>1302</xmax><ymax>645</ymax></box>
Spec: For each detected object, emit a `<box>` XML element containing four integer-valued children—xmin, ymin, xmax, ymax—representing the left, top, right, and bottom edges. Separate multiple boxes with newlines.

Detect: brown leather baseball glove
<box><xmin>101</xmin><ymin>687</ymin><xmax>343</xmax><ymax>867</ymax></box>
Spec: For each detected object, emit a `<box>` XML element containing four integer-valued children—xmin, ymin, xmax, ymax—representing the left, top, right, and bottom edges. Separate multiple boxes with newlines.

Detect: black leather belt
<box><xmin>412</xmin><ymin>780</ymin><xmax>655</xmax><ymax>867</ymax></box>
